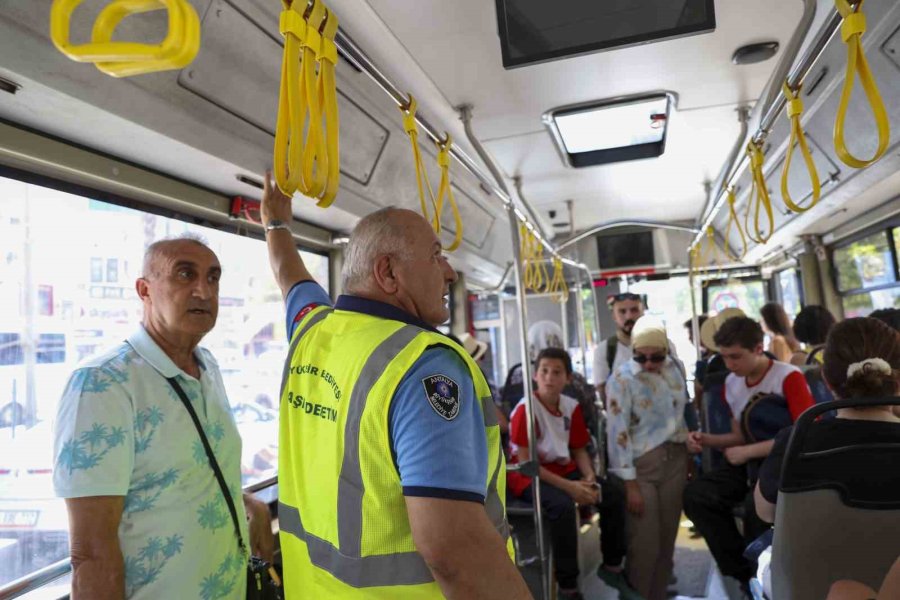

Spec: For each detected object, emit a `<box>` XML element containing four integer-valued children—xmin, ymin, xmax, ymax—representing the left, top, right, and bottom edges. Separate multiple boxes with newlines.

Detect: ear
<box><xmin>135</xmin><ymin>278</ymin><xmax>151</xmax><ymax>303</ymax></box>
<box><xmin>566</xmin><ymin>372</ymin><xmax>574</xmax><ymax>384</ymax></box>
<box><xmin>372</xmin><ymin>254</ymin><xmax>399</xmax><ymax>294</ymax></box>
<box><xmin>754</xmin><ymin>343</ymin><xmax>765</xmax><ymax>355</ymax></box>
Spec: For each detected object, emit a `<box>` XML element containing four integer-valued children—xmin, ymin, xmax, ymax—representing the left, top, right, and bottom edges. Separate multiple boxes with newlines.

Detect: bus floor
<box><xmin>512</xmin><ymin>512</ymin><xmax>749</xmax><ymax>600</ymax></box>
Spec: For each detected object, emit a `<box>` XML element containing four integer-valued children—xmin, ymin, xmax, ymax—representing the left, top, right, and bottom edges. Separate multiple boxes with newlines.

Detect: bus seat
<box><xmin>798</xmin><ymin>365</ymin><xmax>836</xmax><ymax>415</ymax></box>
<box><xmin>771</xmin><ymin>398</ymin><xmax>900</xmax><ymax>600</ymax></box>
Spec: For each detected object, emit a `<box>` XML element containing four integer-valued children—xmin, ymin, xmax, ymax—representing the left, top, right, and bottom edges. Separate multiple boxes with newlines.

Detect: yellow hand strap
<box><xmin>833</xmin><ymin>0</ymin><xmax>890</xmax><ymax>169</ymax></box>
<box><xmin>50</xmin><ymin>0</ymin><xmax>200</xmax><ymax>77</ymax></box>
<box><xmin>273</xmin><ymin>0</ymin><xmax>341</xmax><ymax>206</ymax></box>
<box><xmin>520</xmin><ymin>223</ymin><xmax>535</xmax><ymax>291</ymax></box>
<box><xmin>399</xmin><ymin>95</ymin><xmax>439</xmax><ymax>228</ymax></box>
<box><xmin>724</xmin><ymin>187</ymin><xmax>747</xmax><ymax>261</ymax></box>
<box><xmin>548</xmin><ymin>257</ymin><xmax>569</xmax><ymax>303</ymax></box>
<box><xmin>275</xmin><ymin>0</ymin><xmax>310</xmax><ymax>196</ymax></box>
<box><xmin>434</xmin><ymin>135</ymin><xmax>464</xmax><ymax>251</ymax></box>
<box><xmin>745</xmin><ymin>141</ymin><xmax>774</xmax><ymax>244</ymax></box>
<box><xmin>300</xmin><ymin>0</ymin><xmax>326</xmax><ymax>200</ymax></box>
<box><xmin>781</xmin><ymin>82</ymin><xmax>821</xmax><ymax>213</ymax></box>
<box><xmin>313</xmin><ymin>7</ymin><xmax>340</xmax><ymax>207</ymax></box>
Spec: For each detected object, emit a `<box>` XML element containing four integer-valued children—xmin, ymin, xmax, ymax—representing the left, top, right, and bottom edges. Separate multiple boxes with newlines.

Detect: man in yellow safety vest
<box><xmin>261</xmin><ymin>172</ymin><xmax>532</xmax><ymax>599</ymax></box>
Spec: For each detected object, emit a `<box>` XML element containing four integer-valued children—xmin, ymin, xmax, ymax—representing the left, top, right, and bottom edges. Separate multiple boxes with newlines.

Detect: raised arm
<box><xmin>406</xmin><ymin>496</ymin><xmax>533</xmax><ymax>600</ymax></box>
<box><xmin>261</xmin><ymin>170</ymin><xmax>315</xmax><ymax>299</ymax></box>
<box><xmin>66</xmin><ymin>496</ymin><xmax>126</xmax><ymax>600</ymax></box>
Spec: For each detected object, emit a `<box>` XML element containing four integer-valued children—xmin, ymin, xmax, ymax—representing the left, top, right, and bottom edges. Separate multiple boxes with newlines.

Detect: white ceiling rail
<box><xmin>692</xmin><ymin>0</ymin><xmax>844</xmax><ymax>249</ymax></box>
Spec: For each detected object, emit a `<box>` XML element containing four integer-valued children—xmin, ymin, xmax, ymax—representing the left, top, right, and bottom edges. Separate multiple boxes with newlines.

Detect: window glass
<box><xmin>842</xmin><ymin>287</ymin><xmax>900</xmax><ymax>318</ymax></box>
<box><xmin>777</xmin><ymin>268</ymin><xmax>802</xmax><ymax>316</ymax></box>
<box><xmin>0</xmin><ymin>174</ymin><xmax>329</xmax><ymax>588</ymax></box>
<box><xmin>706</xmin><ymin>278</ymin><xmax>766</xmax><ymax>320</ymax></box>
<box><xmin>833</xmin><ymin>231</ymin><xmax>895</xmax><ymax>292</ymax></box>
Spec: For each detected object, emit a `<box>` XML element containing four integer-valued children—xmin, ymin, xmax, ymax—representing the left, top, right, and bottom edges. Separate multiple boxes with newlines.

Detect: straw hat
<box><xmin>457</xmin><ymin>333</ymin><xmax>488</xmax><ymax>362</ymax></box>
<box><xmin>700</xmin><ymin>307</ymin><xmax>746</xmax><ymax>352</ymax></box>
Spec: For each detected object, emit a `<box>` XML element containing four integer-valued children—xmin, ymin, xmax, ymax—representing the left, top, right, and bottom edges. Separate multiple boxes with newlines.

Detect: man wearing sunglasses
<box><xmin>592</xmin><ymin>292</ymin><xmax>678</xmax><ymax>401</ymax></box>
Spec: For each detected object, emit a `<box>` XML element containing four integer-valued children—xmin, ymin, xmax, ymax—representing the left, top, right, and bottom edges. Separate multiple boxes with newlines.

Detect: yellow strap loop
<box><xmin>273</xmin><ymin>0</ymin><xmax>341</xmax><ymax>205</ymax></box>
<box><xmin>50</xmin><ymin>0</ymin><xmax>201</xmax><ymax>77</ymax></box>
<box><xmin>833</xmin><ymin>0</ymin><xmax>890</xmax><ymax>168</ymax></box>
<box><xmin>724</xmin><ymin>188</ymin><xmax>747</xmax><ymax>261</ymax></box>
<box><xmin>780</xmin><ymin>81</ymin><xmax>821</xmax><ymax>213</ymax></box>
<box><xmin>434</xmin><ymin>135</ymin><xmax>464</xmax><ymax>251</ymax></box>
<box><xmin>745</xmin><ymin>141</ymin><xmax>775</xmax><ymax>244</ymax></box>
<box><xmin>399</xmin><ymin>95</ymin><xmax>440</xmax><ymax>232</ymax></box>
<box><xmin>520</xmin><ymin>224</ymin><xmax>536</xmax><ymax>291</ymax></box>
<box><xmin>548</xmin><ymin>257</ymin><xmax>569</xmax><ymax>303</ymax></box>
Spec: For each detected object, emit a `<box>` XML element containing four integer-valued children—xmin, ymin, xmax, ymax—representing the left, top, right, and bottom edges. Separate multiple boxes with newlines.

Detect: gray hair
<box><xmin>142</xmin><ymin>232</ymin><xmax>211</xmax><ymax>278</ymax></box>
<box><xmin>341</xmin><ymin>207</ymin><xmax>412</xmax><ymax>293</ymax></box>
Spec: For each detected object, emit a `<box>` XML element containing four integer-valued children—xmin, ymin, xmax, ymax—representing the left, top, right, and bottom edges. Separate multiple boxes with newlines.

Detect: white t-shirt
<box><xmin>723</xmin><ymin>360</ymin><xmax>804</xmax><ymax>418</ymax></box>
<box><xmin>509</xmin><ymin>394</ymin><xmax>581</xmax><ymax>467</ymax></box>
<box><xmin>593</xmin><ymin>336</ymin><xmax>679</xmax><ymax>385</ymax></box>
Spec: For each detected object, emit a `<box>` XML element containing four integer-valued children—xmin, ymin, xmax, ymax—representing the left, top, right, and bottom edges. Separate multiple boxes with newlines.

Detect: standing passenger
<box><xmin>53</xmin><ymin>236</ymin><xmax>274</xmax><ymax>600</ymax></box>
<box><xmin>790</xmin><ymin>305</ymin><xmax>836</xmax><ymax>366</ymax></box>
<box><xmin>261</xmin><ymin>173</ymin><xmax>531</xmax><ymax>599</ymax></box>
<box><xmin>606</xmin><ymin>316</ymin><xmax>692</xmax><ymax>600</ymax></box>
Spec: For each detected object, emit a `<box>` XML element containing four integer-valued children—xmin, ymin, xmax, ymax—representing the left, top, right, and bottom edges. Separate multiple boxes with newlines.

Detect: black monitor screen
<box><xmin>495</xmin><ymin>0</ymin><xmax>716</xmax><ymax>69</ymax></box>
<box><xmin>596</xmin><ymin>231</ymin><xmax>655</xmax><ymax>270</ymax></box>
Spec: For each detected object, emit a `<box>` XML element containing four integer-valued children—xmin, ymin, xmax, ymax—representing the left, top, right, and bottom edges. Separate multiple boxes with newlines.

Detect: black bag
<box><xmin>167</xmin><ymin>378</ymin><xmax>283</xmax><ymax>600</ymax></box>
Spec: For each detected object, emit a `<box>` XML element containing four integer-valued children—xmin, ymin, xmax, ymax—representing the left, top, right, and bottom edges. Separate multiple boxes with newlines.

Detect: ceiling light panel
<box><xmin>544</xmin><ymin>93</ymin><xmax>674</xmax><ymax>168</ymax></box>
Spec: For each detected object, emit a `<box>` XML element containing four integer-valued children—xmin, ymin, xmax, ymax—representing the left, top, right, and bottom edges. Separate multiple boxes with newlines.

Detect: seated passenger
<box><xmin>761</xmin><ymin>303</ymin><xmax>801</xmax><ymax>363</ymax></box>
<box><xmin>826</xmin><ymin>556</ymin><xmax>900</xmax><ymax>600</ymax></box>
<box><xmin>507</xmin><ymin>348</ymin><xmax>635</xmax><ymax>600</ymax></box>
<box><xmin>790</xmin><ymin>305</ymin><xmax>836</xmax><ymax>366</ymax></box>
<box><xmin>870</xmin><ymin>307</ymin><xmax>900</xmax><ymax>331</ymax></box>
<box><xmin>754</xmin><ymin>317</ymin><xmax>900</xmax><ymax>524</ymax></box>
<box><xmin>606</xmin><ymin>316</ymin><xmax>693</xmax><ymax>600</ymax></box>
<box><xmin>683</xmin><ymin>316</ymin><xmax>814</xmax><ymax>592</ymax></box>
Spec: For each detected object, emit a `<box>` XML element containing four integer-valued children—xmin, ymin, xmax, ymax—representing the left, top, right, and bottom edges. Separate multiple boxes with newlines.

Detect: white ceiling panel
<box><xmin>347</xmin><ymin>0</ymin><xmax>805</xmax><ymax>231</ymax></box>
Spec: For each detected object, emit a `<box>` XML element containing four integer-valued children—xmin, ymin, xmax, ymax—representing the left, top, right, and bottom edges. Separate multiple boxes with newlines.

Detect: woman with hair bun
<box><xmin>754</xmin><ymin>317</ymin><xmax>900</xmax><ymax>524</ymax></box>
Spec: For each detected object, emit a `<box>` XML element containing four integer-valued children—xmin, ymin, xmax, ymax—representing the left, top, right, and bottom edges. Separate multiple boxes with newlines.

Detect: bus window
<box><xmin>705</xmin><ymin>278</ymin><xmax>766</xmax><ymax>319</ymax></box>
<box><xmin>776</xmin><ymin>268</ymin><xmax>802</xmax><ymax>316</ymax></box>
<box><xmin>835</xmin><ymin>228</ymin><xmax>900</xmax><ymax>317</ymax></box>
<box><xmin>0</xmin><ymin>174</ymin><xmax>329</xmax><ymax>589</ymax></box>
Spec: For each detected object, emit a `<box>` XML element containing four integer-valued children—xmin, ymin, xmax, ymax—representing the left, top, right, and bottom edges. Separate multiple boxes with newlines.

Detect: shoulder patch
<box><xmin>422</xmin><ymin>374</ymin><xmax>460</xmax><ymax>421</ymax></box>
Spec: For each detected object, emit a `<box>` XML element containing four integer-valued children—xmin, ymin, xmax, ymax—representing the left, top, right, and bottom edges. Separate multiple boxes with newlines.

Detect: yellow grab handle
<box><xmin>300</xmin><ymin>0</ymin><xmax>327</xmax><ymax>199</ymax></box>
<box><xmin>781</xmin><ymin>82</ymin><xmax>821</xmax><ymax>213</ymax></box>
<box><xmin>548</xmin><ymin>257</ymin><xmax>569</xmax><ymax>303</ymax></box>
<box><xmin>434</xmin><ymin>135</ymin><xmax>464</xmax><ymax>251</ymax></box>
<box><xmin>745</xmin><ymin>141</ymin><xmax>774</xmax><ymax>244</ymax></box>
<box><xmin>723</xmin><ymin>188</ymin><xmax>747</xmax><ymax>261</ymax></box>
<box><xmin>833</xmin><ymin>0</ymin><xmax>890</xmax><ymax>168</ymax></box>
<box><xmin>314</xmin><ymin>8</ymin><xmax>340</xmax><ymax>207</ymax></box>
<box><xmin>399</xmin><ymin>95</ymin><xmax>439</xmax><ymax>227</ymax></box>
<box><xmin>50</xmin><ymin>0</ymin><xmax>200</xmax><ymax>77</ymax></box>
<box><xmin>274</xmin><ymin>1</ymin><xmax>309</xmax><ymax>196</ymax></box>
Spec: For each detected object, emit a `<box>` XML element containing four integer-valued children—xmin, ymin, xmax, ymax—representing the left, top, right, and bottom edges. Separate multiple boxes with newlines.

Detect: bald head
<box><xmin>142</xmin><ymin>235</ymin><xmax>214</xmax><ymax>279</ymax></box>
<box><xmin>341</xmin><ymin>207</ymin><xmax>432</xmax><ymax>293</ymax></box>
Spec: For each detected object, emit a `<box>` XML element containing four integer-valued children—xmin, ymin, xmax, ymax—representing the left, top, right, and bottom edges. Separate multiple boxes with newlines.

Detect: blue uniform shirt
<box><xmin>286</xmin><ymin>281</ymin><xmax>488</xmax><ymax>502</ymax></box>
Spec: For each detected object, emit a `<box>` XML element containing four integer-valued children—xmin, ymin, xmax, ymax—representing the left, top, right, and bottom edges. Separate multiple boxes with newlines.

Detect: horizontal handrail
<box><xmin>0</xmin><ymin>475</ymin><xmax>280</xmax><ymax>599</ymax></box>
<box><xmin>0</xmin><ymin>558</ymin><xmax>71</xmax><ymax>600</ymax></box>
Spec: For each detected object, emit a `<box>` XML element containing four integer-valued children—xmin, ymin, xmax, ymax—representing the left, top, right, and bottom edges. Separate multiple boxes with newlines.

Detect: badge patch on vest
<box><xmin>422</xmin><ymin>374</ymin><xmax>460</xmax><ymax>421</ymax></box>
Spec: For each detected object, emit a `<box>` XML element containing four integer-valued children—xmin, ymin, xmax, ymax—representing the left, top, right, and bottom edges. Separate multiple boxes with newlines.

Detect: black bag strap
<box><xmin>166</xmin><ymin>377</ymin><xmax>246</xmax><ymax>556</ymax></box>
<box><xmin>606</xmin><ymin>335</ymin><xmax>618</xmax><ymax>374</ymax></box>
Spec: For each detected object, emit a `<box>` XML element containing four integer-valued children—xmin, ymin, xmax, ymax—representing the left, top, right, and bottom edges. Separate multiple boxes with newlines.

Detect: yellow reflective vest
<box><xmin>278</xmin><ymin>306</ymin><xmax>513</xmax><ymax>598</ymax></box>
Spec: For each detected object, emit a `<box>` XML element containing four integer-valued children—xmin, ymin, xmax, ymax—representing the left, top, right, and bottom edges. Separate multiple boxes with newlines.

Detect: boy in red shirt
<box><xmin>683</xmin><ymin>316</ymin><xmax>814</xmax><ymax>591</ymax></box>
<box><xmin>509</xmin><ymin>348</ymin><xmax>630</xmax><ymax>599</ymax></box>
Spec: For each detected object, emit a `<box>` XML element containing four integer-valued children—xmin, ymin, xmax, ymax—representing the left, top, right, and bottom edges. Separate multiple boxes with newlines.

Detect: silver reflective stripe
<box><xmin>338</xmin><ymin>325</ymin><xmax>423</xmax><ymax>557</ymax></box>
<box><xmin>484</xmin><ymin>445</ymin><xmax>510</xmax><ymax>540</ymax></box>
<box><xmin>481</xmin><ymin>396</ymin><xmax>498</xmax><ymax>427</ymax></box>
<box><xmin>279</xmin><ymin>308</ymin><xmax>333</xmax><ymax>401</ymax></box>
<box><xmin>279</xmin><ymin>502</ymin><xmax>434</xmax><ymax>587</ymax></box>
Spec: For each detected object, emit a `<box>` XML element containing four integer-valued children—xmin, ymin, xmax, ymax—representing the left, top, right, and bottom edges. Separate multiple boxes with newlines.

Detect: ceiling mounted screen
<box><xmin>495</xmin><ymin>0</ymin><xmax>716</xmax><ymax>69</ymax></box>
